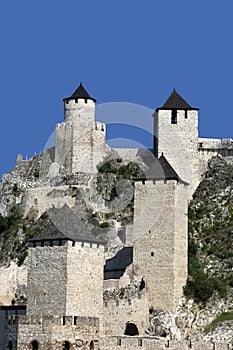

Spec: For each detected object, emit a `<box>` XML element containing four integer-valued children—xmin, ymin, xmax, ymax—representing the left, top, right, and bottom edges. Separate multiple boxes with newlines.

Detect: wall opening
<box><xmin>31</xmin><ymin>340</ymin><xmax>39</xmax><ymax>350</ymax></box>
<box><xmin>90</xmin><ymin>340</ymin><xmax>94</xmax><ymax>349</ymax></box>
<box><xmin>124</xmin><ymin>322</ymin><xmax>139</xmax><ymax>336</ymax></box>
<box><xmin>62</xmin><ymin>341</ymin><xmax>70</xmax><ymax>350</ymax></box>
<box><xmin>8</xmin><ymin>340</ymin><xmax>13</xmax><ymax>350</ymax></box>
<box><xmin>171</xmin><ymin>110</ymin><xmax>177</xmax><ymax>124</ymax></box>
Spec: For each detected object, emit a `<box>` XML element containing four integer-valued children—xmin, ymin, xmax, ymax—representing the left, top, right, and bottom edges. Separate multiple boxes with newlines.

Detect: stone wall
<box><xmin>66</xmin><ymin>241</ymin><xmax>105</xmax><ymax>324</ymax></box>
<box><xmin>133</xmin><ymin>180</ymin><xmax>188</xmax><ymax>312</ymax></box>
<box><xmin>26</xmin><ymin>242</ymin><xmax>68</xmax><ymax>316</ymax></box>
<box><xmin>103</xmin><ymin>288</ymin><xmax>148</xmax><ymax>336</ymax></box>
<box><xmin>100</xmin><ymin>336</ymin><xmax>232</xmax><ymax>350</ymax></box>
<box><xmin>5</xmin><ymin>315</ymin><xmax>99</xmax><ymax>350</ymax></box>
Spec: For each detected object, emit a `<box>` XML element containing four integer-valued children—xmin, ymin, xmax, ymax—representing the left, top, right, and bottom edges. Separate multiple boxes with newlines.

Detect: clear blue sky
<box><xmin>0</xmin><ymin>1</ymin><xmax>233</xmax><ymax>177</ymax></box>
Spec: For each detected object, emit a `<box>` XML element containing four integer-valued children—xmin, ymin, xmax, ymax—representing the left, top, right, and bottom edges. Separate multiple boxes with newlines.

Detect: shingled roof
<box><xmin>28</xmin><ymin>205</ymin><xmax>105</xmax><ymax>245</ymax></box>
<box><xmin>133</xmin><ymin>153</ymin><xmax>179</xmax><ymax>182</ymax></box>
<box><xmin>63</xmin><ymin>82</ymin><xmax>96</xmax><ymax>103</ymax></box>
<box><xmin>156</xmin><ymin>89</ymin><xmax>199</xmax><ymax>111</ymax></box>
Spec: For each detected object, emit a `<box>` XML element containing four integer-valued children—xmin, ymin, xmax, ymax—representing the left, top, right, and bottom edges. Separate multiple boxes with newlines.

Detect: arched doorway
<box><xmin>124</xmin><ymin>322</ymin><xmax>139</xmax><ymax>336</ymax></box>
<box><xmin>62</xmin><ymin>341</ymin><xmax>70</xmax><ymax>350</ymax></box>
<box><xmin>31</xmin><ymin>340</ymin><xmax>39</xmax><ymax>350</ymax></box>
<box><xmin>90</xmin><ymin>340</ymin><xmax>94</xmax><ymax>349</ymax></box>
<box><xmin>8</xmin><ymin>340</ymin><xmax>13</xmax><ymax>350</ymax></box>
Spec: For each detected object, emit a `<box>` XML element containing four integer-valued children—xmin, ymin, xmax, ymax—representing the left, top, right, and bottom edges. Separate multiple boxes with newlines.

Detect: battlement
<box><xmin>198</xmin><ymin>138</ymin><xmax>233</xmax><ymax>150</ymax></box>
<box><xmin>100</xmin><ymin>336</ymin><xmax>233</xmax><ymax>350</ymax></box>
<box><xmin>64</xmin><ymin>97</ymin><xmax>95</xmax><ymax>106</ymax></box>
<box><xmin>95</xmin><ymin>121</ymin><xmax>106</xmax><ymax>132</ymax></box>
<box><xmin>13</xmin><ymin>314</ymin><xmax>99</xmax><ymax>328</ymax></box>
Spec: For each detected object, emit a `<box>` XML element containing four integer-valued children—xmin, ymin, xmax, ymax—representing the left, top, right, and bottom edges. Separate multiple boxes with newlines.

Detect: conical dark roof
<box><xmin>156</xmin><ymin>89</ymin><xmax>199</xmax><ymax>111</ymax></box>
<box><xmin>63</xmin><ymin>83</ymin><xmax>96</xmax><ymax>102</ymax></box>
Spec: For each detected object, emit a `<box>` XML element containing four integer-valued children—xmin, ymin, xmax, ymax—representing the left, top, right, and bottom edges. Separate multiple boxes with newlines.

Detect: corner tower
<box><xmin>55</xmin><ymin>83</ymin><xmax>109</xmax><ymax>175</ymax></box>
<box><xmin>154</xmin><ymin>89</ymin><xmax>199</xmax><ymax>195</ymax></box>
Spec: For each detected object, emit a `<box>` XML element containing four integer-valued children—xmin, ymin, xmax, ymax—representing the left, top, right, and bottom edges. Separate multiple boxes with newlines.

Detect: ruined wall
<box><xmin>103</xmin><ymin>289</ymin><xmax>148</xmax><ymax>336</ymax></box>
<box><xmin>133</xmin><ymin>180</ymin><xmax>188</xmax><ymax>312</ymax></box>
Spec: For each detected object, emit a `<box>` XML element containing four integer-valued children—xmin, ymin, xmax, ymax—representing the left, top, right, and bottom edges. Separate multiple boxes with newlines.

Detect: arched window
<box><xmin>90</xmin><ymin>340</ymin><xmax>94</xmax><ymax>349</ymax></box>
<box><xmin>124</xmin><ymin>322</ymin><xmax>139</xmax><ymax>336</ymax></box>
<box><xmin>62</xmin><ymin>341</ymin><xmax>70</xmax><ymax>350</ymax></box>
<box><xmin>8</xmin><ymin>340</ymin><xmax>13</xmax><ymax>350</ymax></box>
<box><xmin>31</xmin><ymin>340</ymin><xmax>39</xmax><ymax>350</ymax></box>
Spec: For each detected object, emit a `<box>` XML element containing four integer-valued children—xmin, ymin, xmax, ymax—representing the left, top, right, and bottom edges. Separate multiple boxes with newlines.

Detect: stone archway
<box><xmin>124</xmin><ymin>322</ymin><xmax>139</xmax><ymax>336</ymax></box>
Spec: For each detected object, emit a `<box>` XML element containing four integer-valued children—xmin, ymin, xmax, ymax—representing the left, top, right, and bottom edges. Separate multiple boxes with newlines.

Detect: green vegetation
<box><xmin>0</xmin><ymin>208</ymin><xmax>48</xmax><ymax>266</ymax></box>
<box><xmin>99</xmin><ymin>221</ymin><xmax>110</xmax><ymax>229</ymax></box>
<box><xmin>204</xmin><ymin>312</ymin><xmax>233</xmax><ymax>334</ymax></box>
<box><xmin>185</xmin><ymin>158</ymin><xmax>233</xmax><ymax>303</ymax></box>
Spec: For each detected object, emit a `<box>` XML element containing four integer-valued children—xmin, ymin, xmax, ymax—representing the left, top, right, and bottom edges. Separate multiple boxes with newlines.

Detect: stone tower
<box><xmin>153</xmin><ymin>89</ymin><xmax>199</xmax><ymax>195</ymax></box>
<box><xmin>55</xmin><ymin>83</ymin><xmax>109</xmax><ymax>175</ymax></box>
<box><xmin>133</xmin><ymin>155</ymin><xmax>188</xmax><ymax>312</ymax></box>
<box><xmin>27</xmin><ymin>214</ymin><xmax>105</xmax><ymax>322</ymax></box>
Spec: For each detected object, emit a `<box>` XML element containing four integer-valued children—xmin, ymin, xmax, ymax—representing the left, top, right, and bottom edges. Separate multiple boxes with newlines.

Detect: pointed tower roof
<box><xmin>63</xmin><ymin>83</ymin><xmax>96</xmax><ymax>103</ymax></box>
<box><xmin>156</xmin><ymin>89</ymin><xmax>199</xmax><ymax>111</ymax></box>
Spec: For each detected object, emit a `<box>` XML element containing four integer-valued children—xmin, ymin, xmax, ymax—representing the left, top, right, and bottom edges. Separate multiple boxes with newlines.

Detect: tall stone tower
<box><xmin>153</xmin><ymin>89</ymin><xmax>199</xmax><ymax>194</ymax></box>
<box><xmin>55</xmin><ymin>83</ymin><xmax>109</xmax><ymax>175</ymax></box>
<box><xmin>133</xmin><ymin>155</ymin><xmax>188</xmax><ymax>312</ymax></box>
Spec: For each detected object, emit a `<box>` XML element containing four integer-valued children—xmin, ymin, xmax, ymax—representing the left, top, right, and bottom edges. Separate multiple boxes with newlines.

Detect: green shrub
<box><xmin>100</xmin><ymin>222</ymin><xmax>110</xmax><ymax>229</ymax></box>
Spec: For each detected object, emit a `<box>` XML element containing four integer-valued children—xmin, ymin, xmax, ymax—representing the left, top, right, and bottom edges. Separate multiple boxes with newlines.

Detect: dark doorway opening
<box><xmin>31</xmin><ymin>340</ymin><xmax>39</xmax><ymax>350</ymax></box>
<box><xmin>8</xmin><ymin>341</ymin><xmax>13</xmax><ymax>350</ymax></box>
<box><xmin>62</xmin><ymin>341</ymin><xmax>70</xmax><ymax>350</ymax></box>
<box><xmin>124</xmin><ymin>322</ymin><xmax>139</xmax><ymax>336</ymax></box>
<box><xmin>90</xmin><ymin>340</ymin><xmax>94</xmax><ymax>349</ymax></box>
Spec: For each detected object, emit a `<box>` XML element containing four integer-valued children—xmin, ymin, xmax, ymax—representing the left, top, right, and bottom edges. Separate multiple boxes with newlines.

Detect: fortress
<box><xmin>2</xmin><ymin>84</ymin><xmax>233</xmax><ymax>349</ymax></box>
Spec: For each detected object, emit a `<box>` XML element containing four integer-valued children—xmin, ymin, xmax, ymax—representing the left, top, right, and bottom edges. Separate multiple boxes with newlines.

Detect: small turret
<box><xmin>63</xmin><ymin>82</ymin><xmax>96</xmax><ymax>122</ymax></box>
<box><xmin>153</xmin><ymin>89</ymin><xmax>199</xmax><ymax>193</ymax></box>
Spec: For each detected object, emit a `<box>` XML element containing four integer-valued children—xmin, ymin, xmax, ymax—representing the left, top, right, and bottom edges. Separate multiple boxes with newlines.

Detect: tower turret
<box><xmin>55</xmin><ymin>83</ymin><xmax>109</xmax><ymax>174</ymax></box>
<box><xmin>63</xmin><ymin>82</ymin><xmax>96</xmax><ymax>122</ymax></box>
<box><xmin>153</xmin><ymin>89</ymin><xmax>200</xmax><ymax>194</ymax></box>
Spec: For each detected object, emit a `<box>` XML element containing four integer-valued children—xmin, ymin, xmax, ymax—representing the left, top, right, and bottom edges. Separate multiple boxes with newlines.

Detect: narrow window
<box><xmin>151</xmin><ymin>252</ymin><xmax>154</xmax><ymax>257</ymax></box>
<box><xmin>62</xmin><ymin>316</ymin><xmax>66</xmax><ymax>325</ymax></box>
<box><xmin>139</xmin><ymin>338</ymin><xmax>143</xmax><ymax>347</ymax></box>
<box><xmin>185</xmin><ymin>110</ymin><xmax>188</xmax><ymax>118</ymax></box>
<box><xmin>8</xmin><ymin>340</ymin><xmax>13</xmax><ymax>350</ymax></box>
<box><xmin>90</xmin><ymin>340</ymin><xmax>94</xmax><ymax>349</ymax></box>
<box><xmin>117</xmin><ymin>338</ymin><xmax>121</xmax><ymax>346</ymax></box>
<box><xmin>171</xmin><ymin>110</ymin><xmax>177</xmax><ymax>124</ymax></box>
<box><xmin>74</xmin><ymin>316</ymin><xmax>77</xmax><ymax>325</ymax></box>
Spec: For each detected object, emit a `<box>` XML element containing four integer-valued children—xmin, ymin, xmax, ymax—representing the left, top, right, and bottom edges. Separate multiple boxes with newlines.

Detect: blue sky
<box><xmin>0</xmin><ymin>1</ymin><xmax>233</xmax><ymax>177</ymax></box>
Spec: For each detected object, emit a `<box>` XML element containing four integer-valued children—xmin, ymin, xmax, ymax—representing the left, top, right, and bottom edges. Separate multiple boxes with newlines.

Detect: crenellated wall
<box><xmin>4</xmin><ymin>314</ymin><xmax>99</xmax><ymax>350</ymax></box>
<box><xmin>103</xmin><ymin>288</ymin><xmax>148</xmax><ymax>336</ymax></box>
